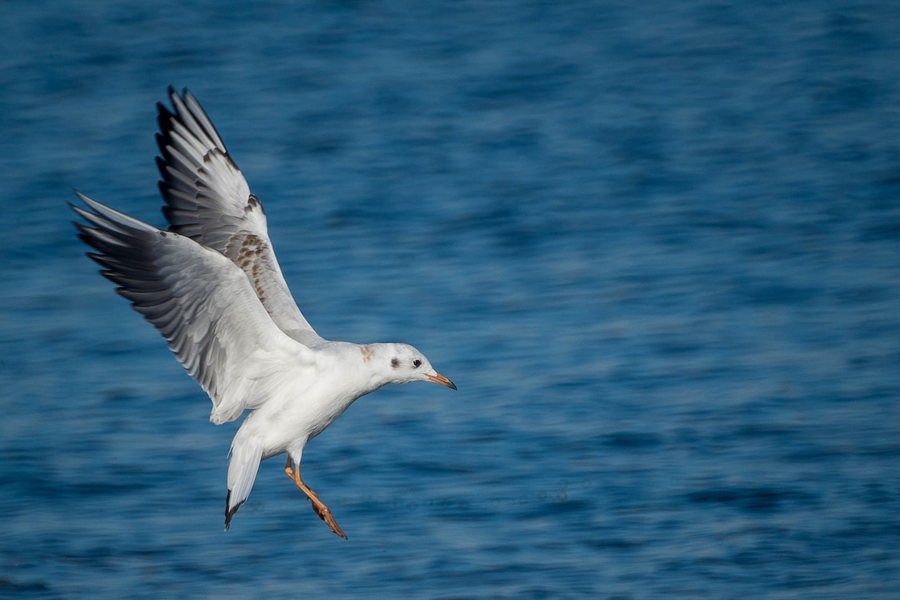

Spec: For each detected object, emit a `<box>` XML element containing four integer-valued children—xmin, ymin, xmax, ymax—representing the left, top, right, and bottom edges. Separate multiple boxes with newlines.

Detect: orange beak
<box><xmin>427</xmin><ymin>372</ymin><xmax>457</xmax><ymax>390</ymax></box>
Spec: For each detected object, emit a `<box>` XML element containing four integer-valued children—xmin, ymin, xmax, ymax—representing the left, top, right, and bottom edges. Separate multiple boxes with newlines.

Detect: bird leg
<box><xmin>284</xmin><ymin>457</ymin><xmax>347</xmax><ymax>540</ymax></box>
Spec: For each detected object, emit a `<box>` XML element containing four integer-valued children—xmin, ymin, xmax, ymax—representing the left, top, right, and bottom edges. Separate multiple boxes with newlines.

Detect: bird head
<box><xmin>373</xmin><ymin>343</ymin><xmax>457</xmax><ymax>390</ymax></box>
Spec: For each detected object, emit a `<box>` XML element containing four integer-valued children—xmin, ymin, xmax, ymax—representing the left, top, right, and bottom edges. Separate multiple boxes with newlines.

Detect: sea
<box><xmin>1</xmin><ymin>1</ymin><xmax>899</xmax><ymax>598</ymax></box>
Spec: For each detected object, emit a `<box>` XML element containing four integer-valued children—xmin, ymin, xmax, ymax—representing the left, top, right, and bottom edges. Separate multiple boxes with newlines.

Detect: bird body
<box><xmin>72</xmin><ymin>88</ymin><xmax>455</xmax><ymax>538</ymax></box>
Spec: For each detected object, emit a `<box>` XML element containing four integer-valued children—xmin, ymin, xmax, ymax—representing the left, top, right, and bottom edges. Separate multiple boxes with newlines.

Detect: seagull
<box><xmin>71</xmin><ymin>87</ymin><xmax>456</xmax><ymax>539</ymax></box>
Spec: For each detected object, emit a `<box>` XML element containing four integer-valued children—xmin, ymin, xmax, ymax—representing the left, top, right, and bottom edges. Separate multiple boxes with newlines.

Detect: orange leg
<box><xmin>284</xmin><ymin>456</ymin><xmax>347</xmax><ymax>540</ymax></box>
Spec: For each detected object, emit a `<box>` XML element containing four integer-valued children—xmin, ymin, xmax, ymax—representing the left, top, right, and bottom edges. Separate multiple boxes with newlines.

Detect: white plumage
<box><xmin>72</xmin><ymin>88</ymin><xmax>455</xmax><ymax>538</ymax></box>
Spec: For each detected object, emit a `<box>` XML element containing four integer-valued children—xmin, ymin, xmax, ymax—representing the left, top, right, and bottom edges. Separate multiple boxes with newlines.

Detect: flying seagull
<box><xmin>71</xmin><ymin>87</ymin><xmax>456</xmax><ymax>539</ymax></box>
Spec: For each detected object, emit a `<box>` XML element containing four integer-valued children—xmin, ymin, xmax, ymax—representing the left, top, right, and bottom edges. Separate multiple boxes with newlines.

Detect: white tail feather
<box><xmin>225</xmin><ymin>437</ymin><xmax>263</xmax><ymax>529</ymax></box>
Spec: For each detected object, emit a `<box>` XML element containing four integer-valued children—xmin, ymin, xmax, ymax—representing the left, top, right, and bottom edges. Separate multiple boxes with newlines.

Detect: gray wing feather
<box><xmin>156</xmin><ymin>87</ymin><xmax>321</xmax><ymax>346</ymax></box>
<box><xmin>73</xmin><ymin>192</ymin><xmax>314</xmax><ymax>424</ymax></box>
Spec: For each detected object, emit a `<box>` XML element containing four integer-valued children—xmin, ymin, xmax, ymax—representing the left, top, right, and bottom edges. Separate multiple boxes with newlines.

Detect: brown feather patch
<box><xmin>360</xmin><ymin>345</ymin><xmax>375</xmax><ymax>363</ymax></box>
<box><xmin>226</xmin><ymin>232</ymin><xmax>271</xmax><ymax>304</ymax></box>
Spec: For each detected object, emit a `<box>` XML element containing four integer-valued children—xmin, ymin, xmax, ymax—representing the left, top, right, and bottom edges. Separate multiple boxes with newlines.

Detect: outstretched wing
<box><xmin>155</xmin><ymin>87</ymin><xmax>322</xmax><ymax>346</ymax></box>
<box><xmin>72</xmin><ymin>192</ymin><xmax>316</xmax><ymax>425</ymax></box>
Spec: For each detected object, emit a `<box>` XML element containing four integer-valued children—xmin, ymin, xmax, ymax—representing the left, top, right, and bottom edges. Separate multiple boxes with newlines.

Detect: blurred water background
<box><xmin>2</xmin><ymin>1</ymin><xmax>899</xmax><ymax>598</ymax></box>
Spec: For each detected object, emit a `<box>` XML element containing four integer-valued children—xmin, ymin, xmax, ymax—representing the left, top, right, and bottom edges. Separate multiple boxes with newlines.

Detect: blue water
<box><xmin>2</xmin><ymin>1</ymin><xmax>900</xmax><ymax>597</ymax></box>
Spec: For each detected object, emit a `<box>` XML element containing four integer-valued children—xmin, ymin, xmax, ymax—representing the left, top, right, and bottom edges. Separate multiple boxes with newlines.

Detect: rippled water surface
<box><xmin>2</xmin><ymin>1</ymin><xmax>900</xmax><ymax>598</ymax></box>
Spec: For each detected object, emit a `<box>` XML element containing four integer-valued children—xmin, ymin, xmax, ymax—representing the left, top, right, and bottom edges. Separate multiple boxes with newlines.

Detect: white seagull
<box><xmin>72</xmin><ymin>87</ymin><xmax>456</xmax><ymax>539</ymax></box>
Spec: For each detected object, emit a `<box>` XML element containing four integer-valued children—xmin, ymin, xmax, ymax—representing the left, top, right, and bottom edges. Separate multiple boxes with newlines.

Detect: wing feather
<box><xmin>156</xmin><ymin>87</ymin><xmax>321</xmax><ymax>346</ymax></box>
<box><xmin>72</xmin><ymin>192</ymin><xmax>315</xmax><ymax>424</ymax></box>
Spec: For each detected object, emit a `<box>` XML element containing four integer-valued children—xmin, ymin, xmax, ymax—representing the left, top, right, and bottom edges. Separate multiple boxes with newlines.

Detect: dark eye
<box><xmin>413</xmin><ymin>359</ymin><xmax>422</xmax><ymax>368</ymax></box>
<box><xmin>391</xmin><ymin>358</ymin><xmax>399</xmax><ymax>368</ymax></box>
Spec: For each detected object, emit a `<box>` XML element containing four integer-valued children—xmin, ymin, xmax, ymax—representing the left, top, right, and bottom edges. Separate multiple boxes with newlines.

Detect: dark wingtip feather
<box><xmin>156</xmin><ymin>101</ymin><xmax>172</xmax><ymax>119</ymax></box>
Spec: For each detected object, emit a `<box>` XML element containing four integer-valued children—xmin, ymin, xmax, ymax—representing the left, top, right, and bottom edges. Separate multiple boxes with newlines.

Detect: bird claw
<box><xmin>310</xmin><ymin>499</ymin><xmax>347</xmax><ymax>539</ymax></box>
<box><xmin>284</xmin><ymin>458</ymin><xmax>348</xmax><ymax>539</ymax></box>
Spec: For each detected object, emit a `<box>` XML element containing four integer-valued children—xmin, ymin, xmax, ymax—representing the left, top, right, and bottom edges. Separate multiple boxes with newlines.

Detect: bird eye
<box><xmin>413</xmin><ymin>359</ymin><xmax>422</xmax><ymax>368</ymax></box>
<box><xmin>391</xmin><ymin>358</ymin><xmax>399</xmax><ymax>368</ymax></box>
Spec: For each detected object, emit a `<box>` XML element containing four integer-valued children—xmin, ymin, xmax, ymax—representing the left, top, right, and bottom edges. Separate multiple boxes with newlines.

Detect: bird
<box><xmin>71</xmin><ymin>87</ymin><xmax>456</xmax><ymax>539</ymax></box>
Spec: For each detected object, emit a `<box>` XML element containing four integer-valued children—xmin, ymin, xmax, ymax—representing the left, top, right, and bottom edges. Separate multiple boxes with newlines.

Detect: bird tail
<box><xmin>225</xmin><ymin>437</ymin><xmax>263</xmax><ymax>529</ymax></box>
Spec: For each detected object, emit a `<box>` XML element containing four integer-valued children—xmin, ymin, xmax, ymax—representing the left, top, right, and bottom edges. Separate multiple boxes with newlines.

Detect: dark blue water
<box><xmin>2</xmin><ymin>1</ymin><xmax>900</xmax><ymax>597</ymax></box>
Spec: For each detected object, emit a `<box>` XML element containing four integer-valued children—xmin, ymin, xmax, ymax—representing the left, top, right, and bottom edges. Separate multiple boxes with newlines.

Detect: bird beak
<box><xmin>427</xmin><ymin>372</ymin><xmax>457</xmax><ymax>390</ymax></box>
